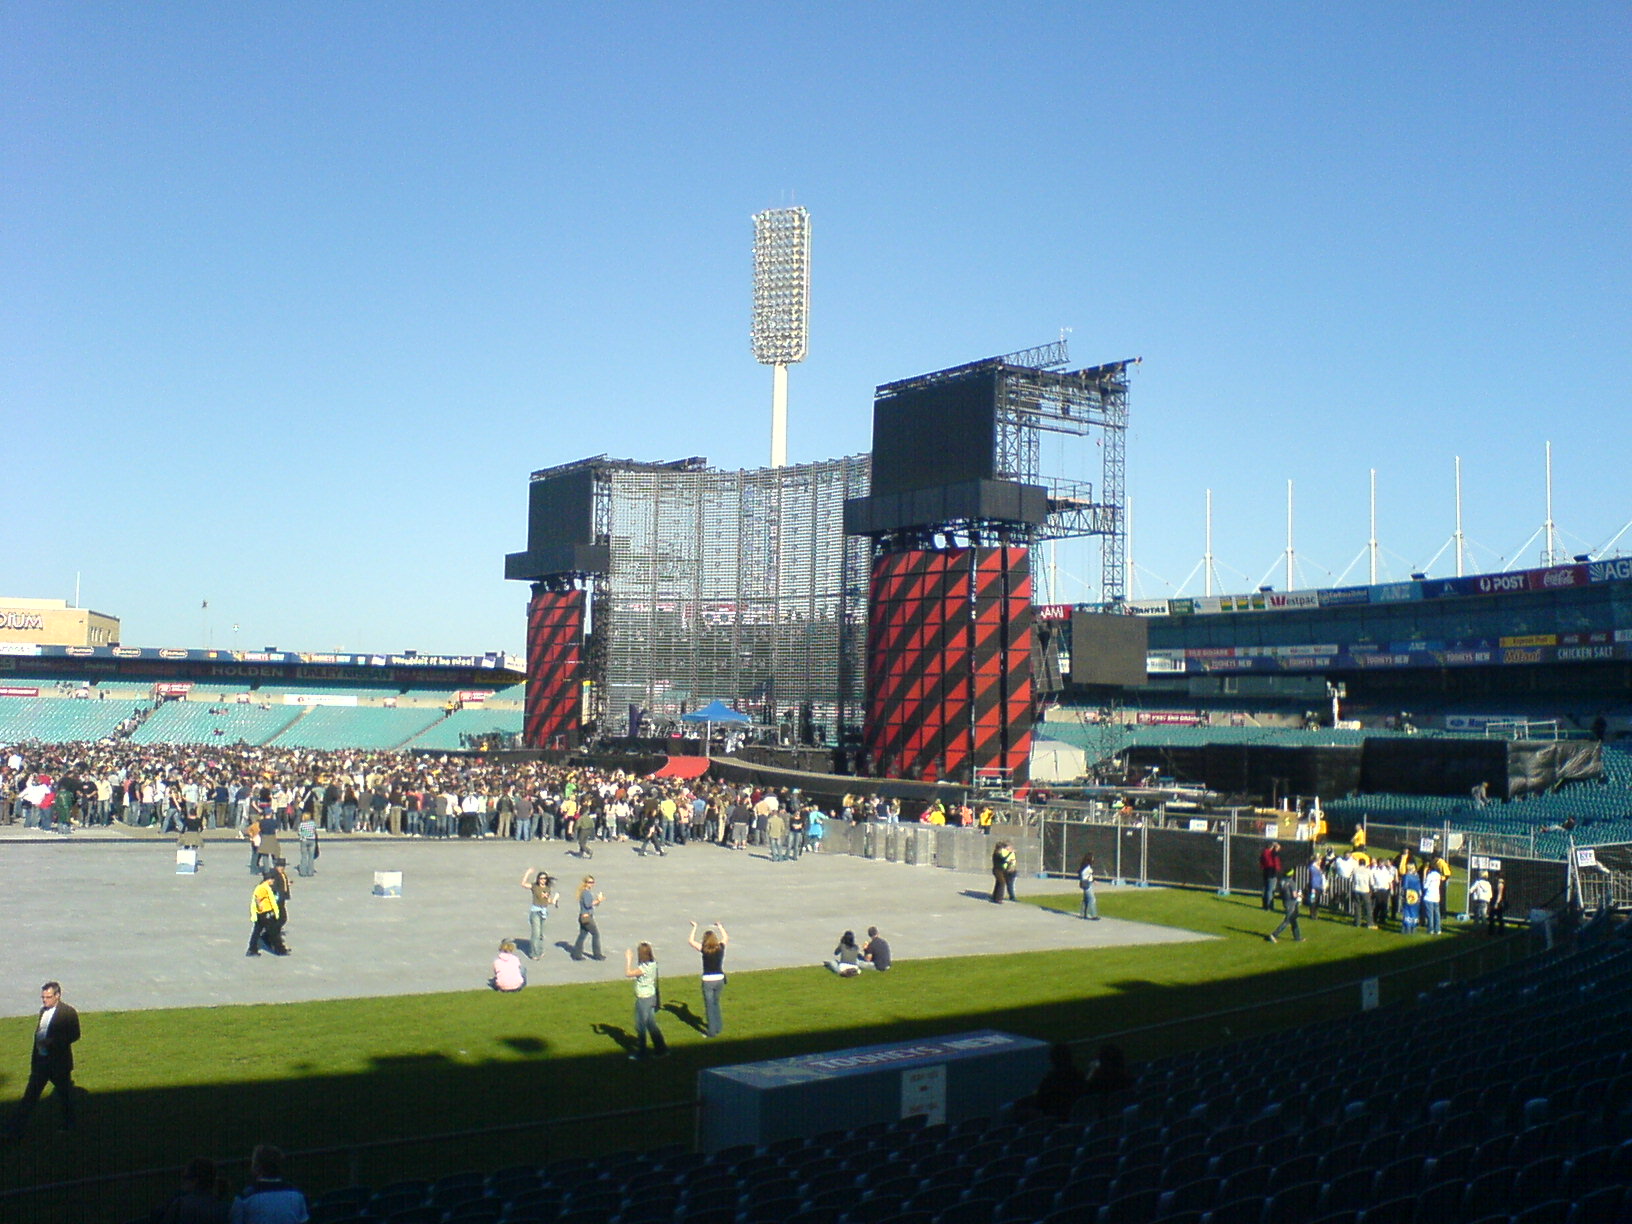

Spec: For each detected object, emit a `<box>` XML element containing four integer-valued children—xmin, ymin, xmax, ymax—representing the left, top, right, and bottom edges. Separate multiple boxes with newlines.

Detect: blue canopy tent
<box><xmin>680</xmin><ymin>700</ymin><xmax>751</xmax><ymax>754</ymax></box>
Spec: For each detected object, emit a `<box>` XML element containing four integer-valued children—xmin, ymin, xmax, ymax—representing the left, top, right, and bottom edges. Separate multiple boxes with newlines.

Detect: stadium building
<box><xmin>1047</xmin><ymin>556</ymin><xmax>1632</xmax><ymax>740</ymax></box>
<box><xmin>0</xmin><ymin>596</ymin><xmax>120</xmax><ymax>648</ymax></box>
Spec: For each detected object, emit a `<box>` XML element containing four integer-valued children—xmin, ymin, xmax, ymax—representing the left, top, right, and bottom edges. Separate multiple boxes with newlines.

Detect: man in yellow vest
<box><xmin>247</xmin><ymin>871</ymin><xmax>287</xmax><ymax>957</ymax></box>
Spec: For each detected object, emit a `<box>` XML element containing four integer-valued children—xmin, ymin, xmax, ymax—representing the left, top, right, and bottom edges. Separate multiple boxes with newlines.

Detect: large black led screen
<box><xmin>527</xmin><ymin>466</ymin><xmax>597</xmax><ymax>552</ymax></box>
<box><xmin>1069</xmin><ymin>611</ymin><xmax>1150</xmax><ymax>688</ymax></box>
<box><xmin>870</xmin><ymin>369</ymin><xmax>999</xmax><ymax>498</ymax></box>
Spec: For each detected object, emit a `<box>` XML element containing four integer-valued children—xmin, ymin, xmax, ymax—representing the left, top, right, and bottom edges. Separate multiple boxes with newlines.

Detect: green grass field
<box><xmin>1</xmin><ymin>887</ymin><xmax>1526</xmax><ymax>1222</ymax></box>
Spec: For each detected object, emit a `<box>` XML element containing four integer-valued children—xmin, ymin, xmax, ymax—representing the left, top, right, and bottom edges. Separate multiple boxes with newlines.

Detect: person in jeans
<box><xmin>1423</xmin><ymin>864</ymin><xmax>1444</xmax><ymax>935</ymax></box>
<box><xmin>572</xmin><ymin>877</ymin><xmax>604</xmax><ymax>961</ymax></box>
<box><xmin>296</xmin><ymin>811</ymin><xmax>318</xmax><ymax>878</ymax></box>
<box><xmin>1267</xmin><ymin>870</ymin><xmax>1304</xmax><ymax>943</ymax></box>
<box><xmin>625</xmin><ymin>942</ymin><xmax>667</xmax><ymax>1059</ymax></box>
<box><xmin>1259</xmin><ymin>841</ymin><xmax>1282</xmax><ymax>910</ymax></box>
<box><xmin>520</xmin><ymin>868</ymin><xmax>557</xmax><ymax>960</ymax></box>
<box><xmin>688</xmin><ymin>921</ymin><xmax>729</xmax><ymax>1037</ymax></box>
<box><xmin>1351</xmin><ymin>853</ymin><xmax>1375</xmax><ymax>928</ymax></box>
<box><xmin>1077</xmin><ymin>852</ymin><xmax>1100</xmax><ymax>920</ymax></box>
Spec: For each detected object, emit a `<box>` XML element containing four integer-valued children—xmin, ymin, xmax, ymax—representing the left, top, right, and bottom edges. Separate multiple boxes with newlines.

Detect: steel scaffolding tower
<box><xmin>590</xmin><ymin>456</ymin><xmax>870</xmax><ymax>736</ymax></box>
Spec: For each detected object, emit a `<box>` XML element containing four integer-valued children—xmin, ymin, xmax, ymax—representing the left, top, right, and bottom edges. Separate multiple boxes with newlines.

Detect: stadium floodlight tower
<box><xmin>752</xmin><ymin>206</ymin><xmax>811</xmax><ymax>468</ymax></box>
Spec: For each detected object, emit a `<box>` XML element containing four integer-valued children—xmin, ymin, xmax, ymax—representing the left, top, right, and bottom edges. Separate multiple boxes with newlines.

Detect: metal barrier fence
<box><xmin>816</xmin><ymin>804</ymin><xmax>1588</xmax><ymax>921</ymax></box>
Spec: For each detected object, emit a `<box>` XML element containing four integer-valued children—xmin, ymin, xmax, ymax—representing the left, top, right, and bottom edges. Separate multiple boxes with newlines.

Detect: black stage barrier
<box><xmin>1133</xmin><ymin>736</ymin><xmax>1602</xmax><ymax>804</ymax></box>
<box><xmin>1053</xmin><ymin>821</ymin><xmax>1309</xmax><ymax>892</ymax></box>
<box><xmin>1360</xmin><ymin>736</ymin><xmax>1508</xmax><ymax>798</ymax></box>
<box><xmin>1507</xmin><ymin>740</ymin><xmax>1604</xmax><ymax>797</ymax></box>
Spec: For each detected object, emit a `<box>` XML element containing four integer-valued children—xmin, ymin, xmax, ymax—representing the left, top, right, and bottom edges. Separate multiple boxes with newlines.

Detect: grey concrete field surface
<box><xmin>0</xmin><ymin>833</ymin><xmax>1211</xmax><ymax>1018</ymax></box>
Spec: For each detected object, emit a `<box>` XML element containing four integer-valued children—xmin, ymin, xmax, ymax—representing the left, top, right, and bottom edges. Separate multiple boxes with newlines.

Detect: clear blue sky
<box><xmin>6</xmin><ymin>2</ymin><xmax>1628</xmax><ymax>655</ymax></box>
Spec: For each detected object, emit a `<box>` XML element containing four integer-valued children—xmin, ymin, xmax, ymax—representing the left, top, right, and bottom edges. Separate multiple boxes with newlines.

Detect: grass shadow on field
<box><xmin>0</xmin><ymin>889</ymin><xmax>1532</xmax><ymax>1223</ymax></box>
<box><xmin>591</xmin><ymin>1022</ymin><xmax>637</xmax><ymax>1055</ymax></box>
<box><xmin>663</xmin><ymin>1000</ymin><xmax>708</xmax><ymax>1035</ymax></box>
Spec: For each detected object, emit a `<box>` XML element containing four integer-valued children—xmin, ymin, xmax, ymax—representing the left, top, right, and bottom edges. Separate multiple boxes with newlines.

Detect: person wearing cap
<box><xmin>1266</xmin><ymin>868</ymin><xmax>1304</xmax><ymax>943</ymax></box>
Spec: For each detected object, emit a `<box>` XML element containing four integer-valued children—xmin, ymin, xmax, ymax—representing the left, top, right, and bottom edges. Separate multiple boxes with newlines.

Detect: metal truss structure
<box><xmin>995</xmin><ymin>356</ymin><xmax>1135</xmax><ymax>608</ymax></box>
<box><xmin>869</xmin><ymin>343</ymin><xmax>1136</xmax><ymax>603</ymax></box>
<box><xmin>586</xmin><ymin>455</ymin><xmax>871</xmax><ymax>738</ymax></box>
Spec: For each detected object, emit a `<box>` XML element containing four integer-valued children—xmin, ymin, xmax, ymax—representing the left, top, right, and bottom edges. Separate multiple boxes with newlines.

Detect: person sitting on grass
<box><xmin>862</xmin><ymin>926</ymin><xmax>891</xmax><ymax>970</ymax></box>
<box><xmin>825</xmin><ymin>930</ymin><xmax>862</xmax><ymax>976</ymax></box>
<box><xmin>490</xmin><ymin>940</ymin><xmax>526</xmax><ymax>992</ymax></box>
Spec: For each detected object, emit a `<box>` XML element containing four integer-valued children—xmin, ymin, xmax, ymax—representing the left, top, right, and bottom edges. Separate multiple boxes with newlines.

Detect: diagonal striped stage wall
<box><xmin>862</xmin><ymin>547</ymin><xmax>1033</xmax><ymax>784</ymax></box>
<box><xmin>524</xmin><ymin>588</ymin><xmax>585</xmax><ymax>749</ymax></box>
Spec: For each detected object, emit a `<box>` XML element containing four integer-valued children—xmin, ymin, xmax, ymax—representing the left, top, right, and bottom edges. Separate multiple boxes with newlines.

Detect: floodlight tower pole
<box><xmin>771</xmin><ymin>364</ymin><xmax>790</xmax><ymax>468</ymax></box>
<box><xmin>752</xmin><ymin>207</ymin><xmax>811</xmax><ymax>469</ymax></box>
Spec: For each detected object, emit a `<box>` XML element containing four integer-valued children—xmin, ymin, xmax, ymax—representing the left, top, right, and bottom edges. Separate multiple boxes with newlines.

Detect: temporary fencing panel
<box><xmin>1051</xmin><ymin>818</ymin><xmax>1311</xmax><ymax>893</ymax></box>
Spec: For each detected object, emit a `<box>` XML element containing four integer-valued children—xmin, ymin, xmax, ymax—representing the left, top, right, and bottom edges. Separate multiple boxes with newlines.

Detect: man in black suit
<box><xmin>4</xmin><ymin>980</ymin><xmax>80</xmax><ymax>1138</ymax></box>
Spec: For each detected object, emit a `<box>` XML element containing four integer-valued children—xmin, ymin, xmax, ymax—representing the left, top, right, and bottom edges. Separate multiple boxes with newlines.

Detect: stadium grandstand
<box><xmin>0</xmin><ymin>643</ymin><xmax>527</xmax><ymax>752</ymax></box>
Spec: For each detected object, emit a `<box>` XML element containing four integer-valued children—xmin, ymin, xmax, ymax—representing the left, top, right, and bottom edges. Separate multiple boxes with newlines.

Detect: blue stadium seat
<box><xmin>1510</xmin><ymin>1201</ymin><xmax>1572</xmax><ymax>1224</ymax></box>
<box><xmin>1352</xmin><ymin>1196</ymin><xmax>1414</xmax><ymax>1224</ymax></box>
<box><xmin>782</xmin><ymin>1208</ymin><xmax>844</xmax><ymax>1224</ymax></box>
<box><xmin>367</xmin><ymin>1190</ymin><xmax>426</xmax><ymax>1217</ymax></box>
<box><xmin>1462</xmin><ymin>1168</ymin><xmax>1507</xmax><ymax>1224</ymax></box>
<box><xmin>443</xmin><ymin>1200</ymin><xmax>503</xmax><ymax>1224</ymax></box>
<box><xmin>845</xmin><ymin>1193</ymin><xmax>908</xmax><ymax>1224</ymax></box>
<box><xmin>310</xmin><ymin>1186</ymin><xmax>372</xmax><ymax>1219</ymax></box>
<box><xmin>1095</xmin><ymin>1186</ymin><xmax>1162</xmax><ymax>1223</ymax></box>
<box><xmin>1205</xmin><ymin>1198</ymin><xmax>1265</xmax><ymax>1224</ymax></box>
<box><xmin>1261</xmin><ymin>1180</ymin><xmax>1323</xmax><ymax>1224</ymax></box>
<box><xmin>992</xmin><ymin>1184</ymin><xmax>1059</xmax><ymax>1223</ymax></box>
<box><xmin>903</xmin><ymin>1184</ymin><xmax>965</xmax><ymax>1216</ymax></box>
<box><xmin>934</xmin><ymin>1198</ymin><xmax>1001</xmax><ymax>1224</ymax></box>
<box><xmin>1567</xmin><ymin>1186</ymin><xmax>1627</xmax><ymax>1224</ymax></box>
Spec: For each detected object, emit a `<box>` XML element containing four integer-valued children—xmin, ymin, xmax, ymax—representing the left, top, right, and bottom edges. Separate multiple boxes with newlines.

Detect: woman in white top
<box><xmin>625</xmin><ymin>942</ymin><xmax>667</xmax><ymax>1058</ymax></box>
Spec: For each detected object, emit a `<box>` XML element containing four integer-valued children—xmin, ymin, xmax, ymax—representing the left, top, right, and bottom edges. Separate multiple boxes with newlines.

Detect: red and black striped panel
<box><xmin>863</xmin><ymin>547</ymin><xmax>1034</xmax><ymax>783</ymax></box>
<box><xmin>524</xmin><ymin>589</ymin><xmax>584</xmax><ymax>749</ymax></box>
<box><xmin>864</xmin><ymin>550</ymin><xmax>965</xmax><ymax>781</ymax></box>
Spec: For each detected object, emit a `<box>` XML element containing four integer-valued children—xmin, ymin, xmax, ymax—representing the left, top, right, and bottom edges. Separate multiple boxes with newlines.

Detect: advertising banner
<box><xmin>1318</xmin><ymin>585</ymin><xmax>1372</xmax><ymax>607</ymax></box>
<box><xmin>1374</xmin><ymin>582</ymin><xmax>1420</xmax><ymax>604</ymax></box>
<box><xmin>1556</xmin><ymin>643</ymin><xmax>1618</xmax><ymax>662</ymax></box>
<box><xmin>1264</xmin><ymin>591</ymin><xmax>1320</xmax><ymax>610</ymax></box>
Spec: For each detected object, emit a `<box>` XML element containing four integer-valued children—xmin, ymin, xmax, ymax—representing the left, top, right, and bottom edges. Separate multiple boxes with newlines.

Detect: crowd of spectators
<box><xmin>0</xmin><ymin>740</ymin><xmax>933</xmax><ymax>850</ymax></box>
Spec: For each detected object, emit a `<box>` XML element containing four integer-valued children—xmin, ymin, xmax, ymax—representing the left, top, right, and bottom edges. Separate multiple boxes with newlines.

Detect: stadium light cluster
<box><xmin>751</xmin><ymin>206</ymin><xmax>811</xmax><ymax>366</ymax></box>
